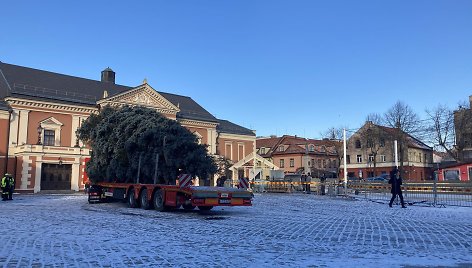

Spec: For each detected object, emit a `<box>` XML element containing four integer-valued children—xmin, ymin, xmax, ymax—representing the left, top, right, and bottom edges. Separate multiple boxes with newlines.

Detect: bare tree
<box><xmin>365</xmin><ymin>113</ymin><xmax>383</xmax><ymax>125</ymax></box>
<box><xmin>321</xmin><ymin>126</ymin><xmax>350</xmax><ymax>178</ymax></box>
<box><xmin>383</xmin><ymin>101</ymin><xmax>421</xmax><ymax>175</ymax></box>
<box><xmin>360</xmin><ymin>122</ymin><xmax>388</xmax><ymax>177</ymax></box>
<box><xmin>425</xmin><ymin>104</ymin><xmax>458</xmax><ymax>161</ymax></box>
<box><xmin>453</xmin><ymin>101</ymin><xmax>472</xmax><ymax>162</ymax></box>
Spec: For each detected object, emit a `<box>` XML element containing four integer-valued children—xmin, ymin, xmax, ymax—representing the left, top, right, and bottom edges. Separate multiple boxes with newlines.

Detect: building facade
<box><xmin>256</xmin><ymin>135</ymin><xmax>339</xmax><ymax>178</ymax></box>
<box><xmin>0</xmin><ymin>62</ymin><xmax>255</xmax><ymax>192</ymax></box>
<box><xmin>341</xmin><ymin>122</ymin><xmax>434</xmax><ymax>181</ymax></box>
<box><xmin>454</xmin><ymin>95</ymin><xmax>472</xmax><ymax>161</ymax></box>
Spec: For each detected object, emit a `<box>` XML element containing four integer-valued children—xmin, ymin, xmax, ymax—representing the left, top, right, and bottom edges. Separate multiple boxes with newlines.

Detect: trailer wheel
<box><xmin>140</xmin><ymin>189</ymin><xmax>151</xmax><ymax>210</ymax></box>
<box><xmin>198</xmin><ymin>206</ymin><xmax>213</xmax><ymax>211</ymax></box>
<box><xmin>182</xmin><ymin>204</ymin><xmax>196</xmax><ymax>210</ymax></box>
<box><xmin>153</xmin><ymin>189</ymin><xmax>166</xmax><ymax>212</ymax></box>
<box><xmin>128</xmin><ymin>189</ymin><xmax>138</xmax><ymax>208</ymax></box>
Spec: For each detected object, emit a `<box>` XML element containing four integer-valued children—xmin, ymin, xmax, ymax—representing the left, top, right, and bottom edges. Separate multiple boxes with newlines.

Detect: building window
<box><xmin>278</xmin><ymin>146</ymin><xmax>284</xmax><ymax>152</ymax></box>
<box><xmin>368</xmin><ymin>154</ymin><xmax>374</xmax><ymax>162</ymax></box>
<box><xmin>308</xmin><ymin>160</ymin><xmax>311</xmax><ymax>167</ymax></box>
<box><xmin>322</xmin><ymin>159</ymin><xmax>326</xmax><ymax>168</ymax></box>
<box><xmin>356</xmin><ymin>155</ymin><xmax>362</xmax><ymax>163</ymax></box>
<box><xmin>43</xmin><ymin>130</ymin><xmax>55</xmax><ymax>146</ymax></box>
<box><xmin>260</xmin><ymin>147</ymin><xmax>265</xmax><ymax>154</ymax></box>
<box><xmin>380</xmin><ymin>138</ymin><xmax>385</xmax><ymax>147</ymax></box>
<box><xmin>367</xmin><ymin>139</ymin><xmax>373</xmax><ymax>148</ymax></box>
<box><xmin>355</xmin><ymin>140</ymin><xmax>361</xmax><ymax>148</ymax></box>
<box><xmin>346</xmin><ymin>155</ymin><xmax>351</xmax><ymax>164</ymax></box>
<box><xmin>318</xmin><ymin>159</ymin><xmax>322</xmax><ymax>168</ymax></box>
<box><xmin>309</xmin><ymin>144</ymin><xmax>315</xmax><ymax>152</ymax></box>
<box><xmin>290</xmin><ymin>158</ymin><xmax>294</xmax><ymax>167</ymax></box>
<box><xmin>380</xmin><ymin>155</ymin><xmax>386</xmax><ymax>162</ymax></box>
<box><xmin>280</xmin><ymin>159</ymin><xmax>285</xmax><ymax>168</ymax></box>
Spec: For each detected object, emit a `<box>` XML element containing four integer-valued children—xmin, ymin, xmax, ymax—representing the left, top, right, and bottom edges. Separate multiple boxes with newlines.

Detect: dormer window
<box><xmin>278</xmin><ymin>145</ymin><xmax>285</xmax><ymax>152</ymax></box>
<box><xmin>308</xmin><ymin>144</ymin><xmax>315</xmax><ymax>152</ymax></box>
<box><xmin>260</xmin><ymin>147</ymin><xmax>266</xmax><ymax>154</ymax></box>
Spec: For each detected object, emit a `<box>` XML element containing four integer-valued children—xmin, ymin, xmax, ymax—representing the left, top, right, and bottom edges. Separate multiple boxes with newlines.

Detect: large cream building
<box><xmin>0</xmin><ymin>62</ymin><xmax>255</xmax><ymax>192</ymax></box>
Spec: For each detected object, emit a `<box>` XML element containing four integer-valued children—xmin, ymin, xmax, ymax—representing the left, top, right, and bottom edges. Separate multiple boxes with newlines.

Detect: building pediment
<box><xmin>97</xmin><ymin>83</ymin><xmax>180</xmax><ymax>115</ymax></box>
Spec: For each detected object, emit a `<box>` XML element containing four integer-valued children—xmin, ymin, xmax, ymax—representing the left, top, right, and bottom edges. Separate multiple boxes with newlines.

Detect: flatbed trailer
<box><xmin>88</xmin><ymin>182</ymin><xmax>253</xmax><ymax>211</ymax></box>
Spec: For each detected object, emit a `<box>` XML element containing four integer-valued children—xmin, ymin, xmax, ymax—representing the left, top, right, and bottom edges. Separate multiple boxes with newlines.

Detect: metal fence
<box><xmin>251</xmin><ymin>180</ymin><xmax>472</xmax><ymax>207</ymax></box>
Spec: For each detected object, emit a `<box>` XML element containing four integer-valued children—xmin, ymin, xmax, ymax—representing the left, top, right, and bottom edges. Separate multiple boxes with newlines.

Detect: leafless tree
<box><xmin>321</xmin><ymin>126</ymin><xmax>350</xmax><ymax>177</ymax></box>
<box><xmin>425</xmin><ymin>104</ymin><xmax>458</xmax><ymax>161</ymax></box>
<box><xmin>365</xmin><ymin>113</ymin><xmax>383</xmax><ymax>125</ymax></box>
<box><xmin>383</xmin><ymin>101</ymin><xmax>421</xmax><ymax>175</ymax></box>
<box><xmin>360</xmin><ymin>122</ymin><xmax>388</xmax><ymax>177</ymax></box>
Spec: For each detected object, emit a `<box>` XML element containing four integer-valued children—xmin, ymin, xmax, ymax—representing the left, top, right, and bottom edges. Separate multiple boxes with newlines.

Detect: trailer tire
<box><xmin>198</xmin><ymin>206</ymin><xmax>213</xmax><ymax>211</ymax></box>
<box><xmin>182</xmin><ymin>204</ymin><xmax>196</xmax><ymax>210</ymax></box>
<box><xmin>153</xmin><ymin>189</ymin><xmax>166</xmax><ymax>212</ymax></box>
<box><xmin>128</xmin><ymin>189</ymin><xmax>138</xmax><ymax>208</ymax></box>
<box><xmin>140</xmin><ymin>189</ymin><xmax>151</xmax><ymax>210</ymax></box>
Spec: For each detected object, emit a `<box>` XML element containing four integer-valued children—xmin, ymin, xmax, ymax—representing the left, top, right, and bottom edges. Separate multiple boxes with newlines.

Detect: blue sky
<box><xmin>1</xmin><ymin>1</ymin><xmax>471</xmax><ymax>138</ymax></box>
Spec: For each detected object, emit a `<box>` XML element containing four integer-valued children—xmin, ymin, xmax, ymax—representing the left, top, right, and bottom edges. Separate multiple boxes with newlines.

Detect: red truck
<box><xmin>87</xmin><ymin>182</ymin><xmax>253</xmax><ymax>211</ymax></box>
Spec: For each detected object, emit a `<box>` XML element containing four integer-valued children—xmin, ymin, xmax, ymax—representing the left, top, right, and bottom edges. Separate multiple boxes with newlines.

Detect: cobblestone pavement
<box><xmin>1</xmin><ymin>193</ymin><xmax>471</xmax><ymax>267</ymax></box>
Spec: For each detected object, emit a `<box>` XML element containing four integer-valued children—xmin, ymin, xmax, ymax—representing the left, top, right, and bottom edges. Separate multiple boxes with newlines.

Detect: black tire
<box><xmin>182</xmin><ymin>204</ymin><xmax>196</xmax><ymax>210</ymax></box>
<box><xmin>153</xmin><ymin>189</ymin><xmax>166</xmax><ymax>212</ymax></box>
<box><xmin>128</xmin><ymin>189</ymin><xmax>138</xmax><ymax>208</ymax></box>
<box><xmin>140</xmin><ymin>189</ymin><xmax>151</xmax><ymax>210</ymax></box>
<box><xmin>198</xmin><ymin>206</ymin><xmax>213</xmax><ymax>211</ymax></box>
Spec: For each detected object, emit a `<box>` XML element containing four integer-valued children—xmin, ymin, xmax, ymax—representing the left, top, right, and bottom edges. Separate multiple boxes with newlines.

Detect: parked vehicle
<box><xmin>367</xmin><ymin>174</ymin><xmax>389</xmax><ymax>182</ymax></box>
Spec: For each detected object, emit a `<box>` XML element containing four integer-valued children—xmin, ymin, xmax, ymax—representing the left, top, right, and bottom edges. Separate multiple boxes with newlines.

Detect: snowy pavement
<box><xmin>1</xmin><ymin>193</ymin><xmax>472</xmax><ymax>268</ymax></box>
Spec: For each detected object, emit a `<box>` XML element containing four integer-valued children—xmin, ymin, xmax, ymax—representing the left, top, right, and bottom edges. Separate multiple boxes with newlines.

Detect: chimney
<box><xmin>101</xmin><ymin>67</ymin><xmax>115</xmax><ymax>84</ymax></box>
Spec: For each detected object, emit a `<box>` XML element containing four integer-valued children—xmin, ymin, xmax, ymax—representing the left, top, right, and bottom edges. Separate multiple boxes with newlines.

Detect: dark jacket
<box><xmin>388</xmin><ymin>171</ymin><xmax>402</xmax><ymax>194</ymax></box>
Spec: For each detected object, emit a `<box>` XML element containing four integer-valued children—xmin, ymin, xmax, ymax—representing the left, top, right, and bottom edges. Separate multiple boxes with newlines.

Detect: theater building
<box><xmin>0</xmin><ymin>62</ymin><xmax>255</xmax><ymax>192</ymax></box>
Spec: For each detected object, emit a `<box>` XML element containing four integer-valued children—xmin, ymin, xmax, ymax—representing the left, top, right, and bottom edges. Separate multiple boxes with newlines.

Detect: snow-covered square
<box><xmin>1</xmin><ymin>193</ymin><xmax>471</xmax><ymax>267</ymax></box>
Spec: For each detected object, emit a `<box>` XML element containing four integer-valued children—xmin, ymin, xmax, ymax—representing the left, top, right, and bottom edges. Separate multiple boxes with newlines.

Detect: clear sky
<box><xmin>1</xmin><ymin>1</ymin><xmax>471</xmax><ymax>138</ymax></box>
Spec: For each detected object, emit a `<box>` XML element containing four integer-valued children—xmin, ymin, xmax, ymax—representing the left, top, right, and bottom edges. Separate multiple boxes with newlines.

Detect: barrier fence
<box><xmin>250</xmin><ymin>180</ymin><xmax>472</xmax><ymax>207</ymax></box>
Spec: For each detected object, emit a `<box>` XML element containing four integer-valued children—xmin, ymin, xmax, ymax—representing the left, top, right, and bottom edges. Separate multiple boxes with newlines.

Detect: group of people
<box><xmin>1</xmin><ymin>173</ymin><xmax>15</xmax><ymax>201</ymax></box>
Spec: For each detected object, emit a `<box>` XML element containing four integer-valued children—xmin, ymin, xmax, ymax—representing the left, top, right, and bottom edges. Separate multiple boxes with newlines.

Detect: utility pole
<box><xmin>343</xmin><ymin>128</ymin><xmax>347</xmax><ymax>193</ymax></box>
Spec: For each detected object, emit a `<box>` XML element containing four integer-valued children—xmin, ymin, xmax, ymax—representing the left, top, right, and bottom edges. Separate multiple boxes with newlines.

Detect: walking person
<box><xmin>305</xmin><ymin>175</ymin><xmax>311</xmax><ymax>194</ymax></box>
<box><xmin>7</xmin><ymin>174</ymin><xmax>15</xmax><ymax>200</ymax></box>
<box><xmin>388</xmin><ymin>168</ymin><xmax>406</xmax><ymax>208</ymax></box>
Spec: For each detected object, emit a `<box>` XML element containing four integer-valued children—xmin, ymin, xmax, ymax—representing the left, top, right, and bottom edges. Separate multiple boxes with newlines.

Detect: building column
<box><xmin>8</xmin><ymin>109</ymin><xmax>19</xmax><ymax>147</ymax></box>
<box><xmin>71</xmin><ymin>115</ymin><xmax>81</xmax><ymax>147</ymax></box>
<box><xmin>18</xmin><ymin>110</ymin><xmax>30</xmax><ymax>145</ymax></box>
<box><xmin>20</xmin><ymin>155</ymin><xmax>32</xmax><ymax>190</ymax></box>
<box><xmin>207</xmin><ymin>128</ymin><xmax>217</xmax><ymax>154</ymax></box>
<box><xmin>34</xmin><ymin>156</ymin><xmax>42</xmax><ymax>193</ymax></box>
<box><xmin>71</xmin><ymin>158</ymin><xmax>80</xmax><ymax>191</ymax></box>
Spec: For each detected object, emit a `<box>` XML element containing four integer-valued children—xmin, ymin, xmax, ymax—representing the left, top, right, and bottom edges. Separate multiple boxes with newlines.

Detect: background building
<box><xmin>256</xmin><ymin>135</ymin><xmax>338</xmax><ymax>178</ymax></box>
<box><xmin>341</xmin><ymin>121</ymin><xmax>433</xmax><ymax>181</ymax></box>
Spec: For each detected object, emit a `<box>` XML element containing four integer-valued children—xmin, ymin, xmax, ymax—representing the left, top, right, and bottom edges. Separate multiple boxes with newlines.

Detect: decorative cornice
<box><xmin>219</xmin><ymin>132</ymin><xmax>256</xmax><ymax>141</ymax></box>
<box><xmin>97</xmin><ymin>84</ymin><xmax>180</xmax><ymax>115</ymax></box>
<box><xmin>179</xmin><ymin>118</ymin><xmax>218</xmax><ymax>128</ymax></box>
<box><xmin>5</xmin><ymin>97</ymin><xmax>97</xmax><ymax>114</ymax></box>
